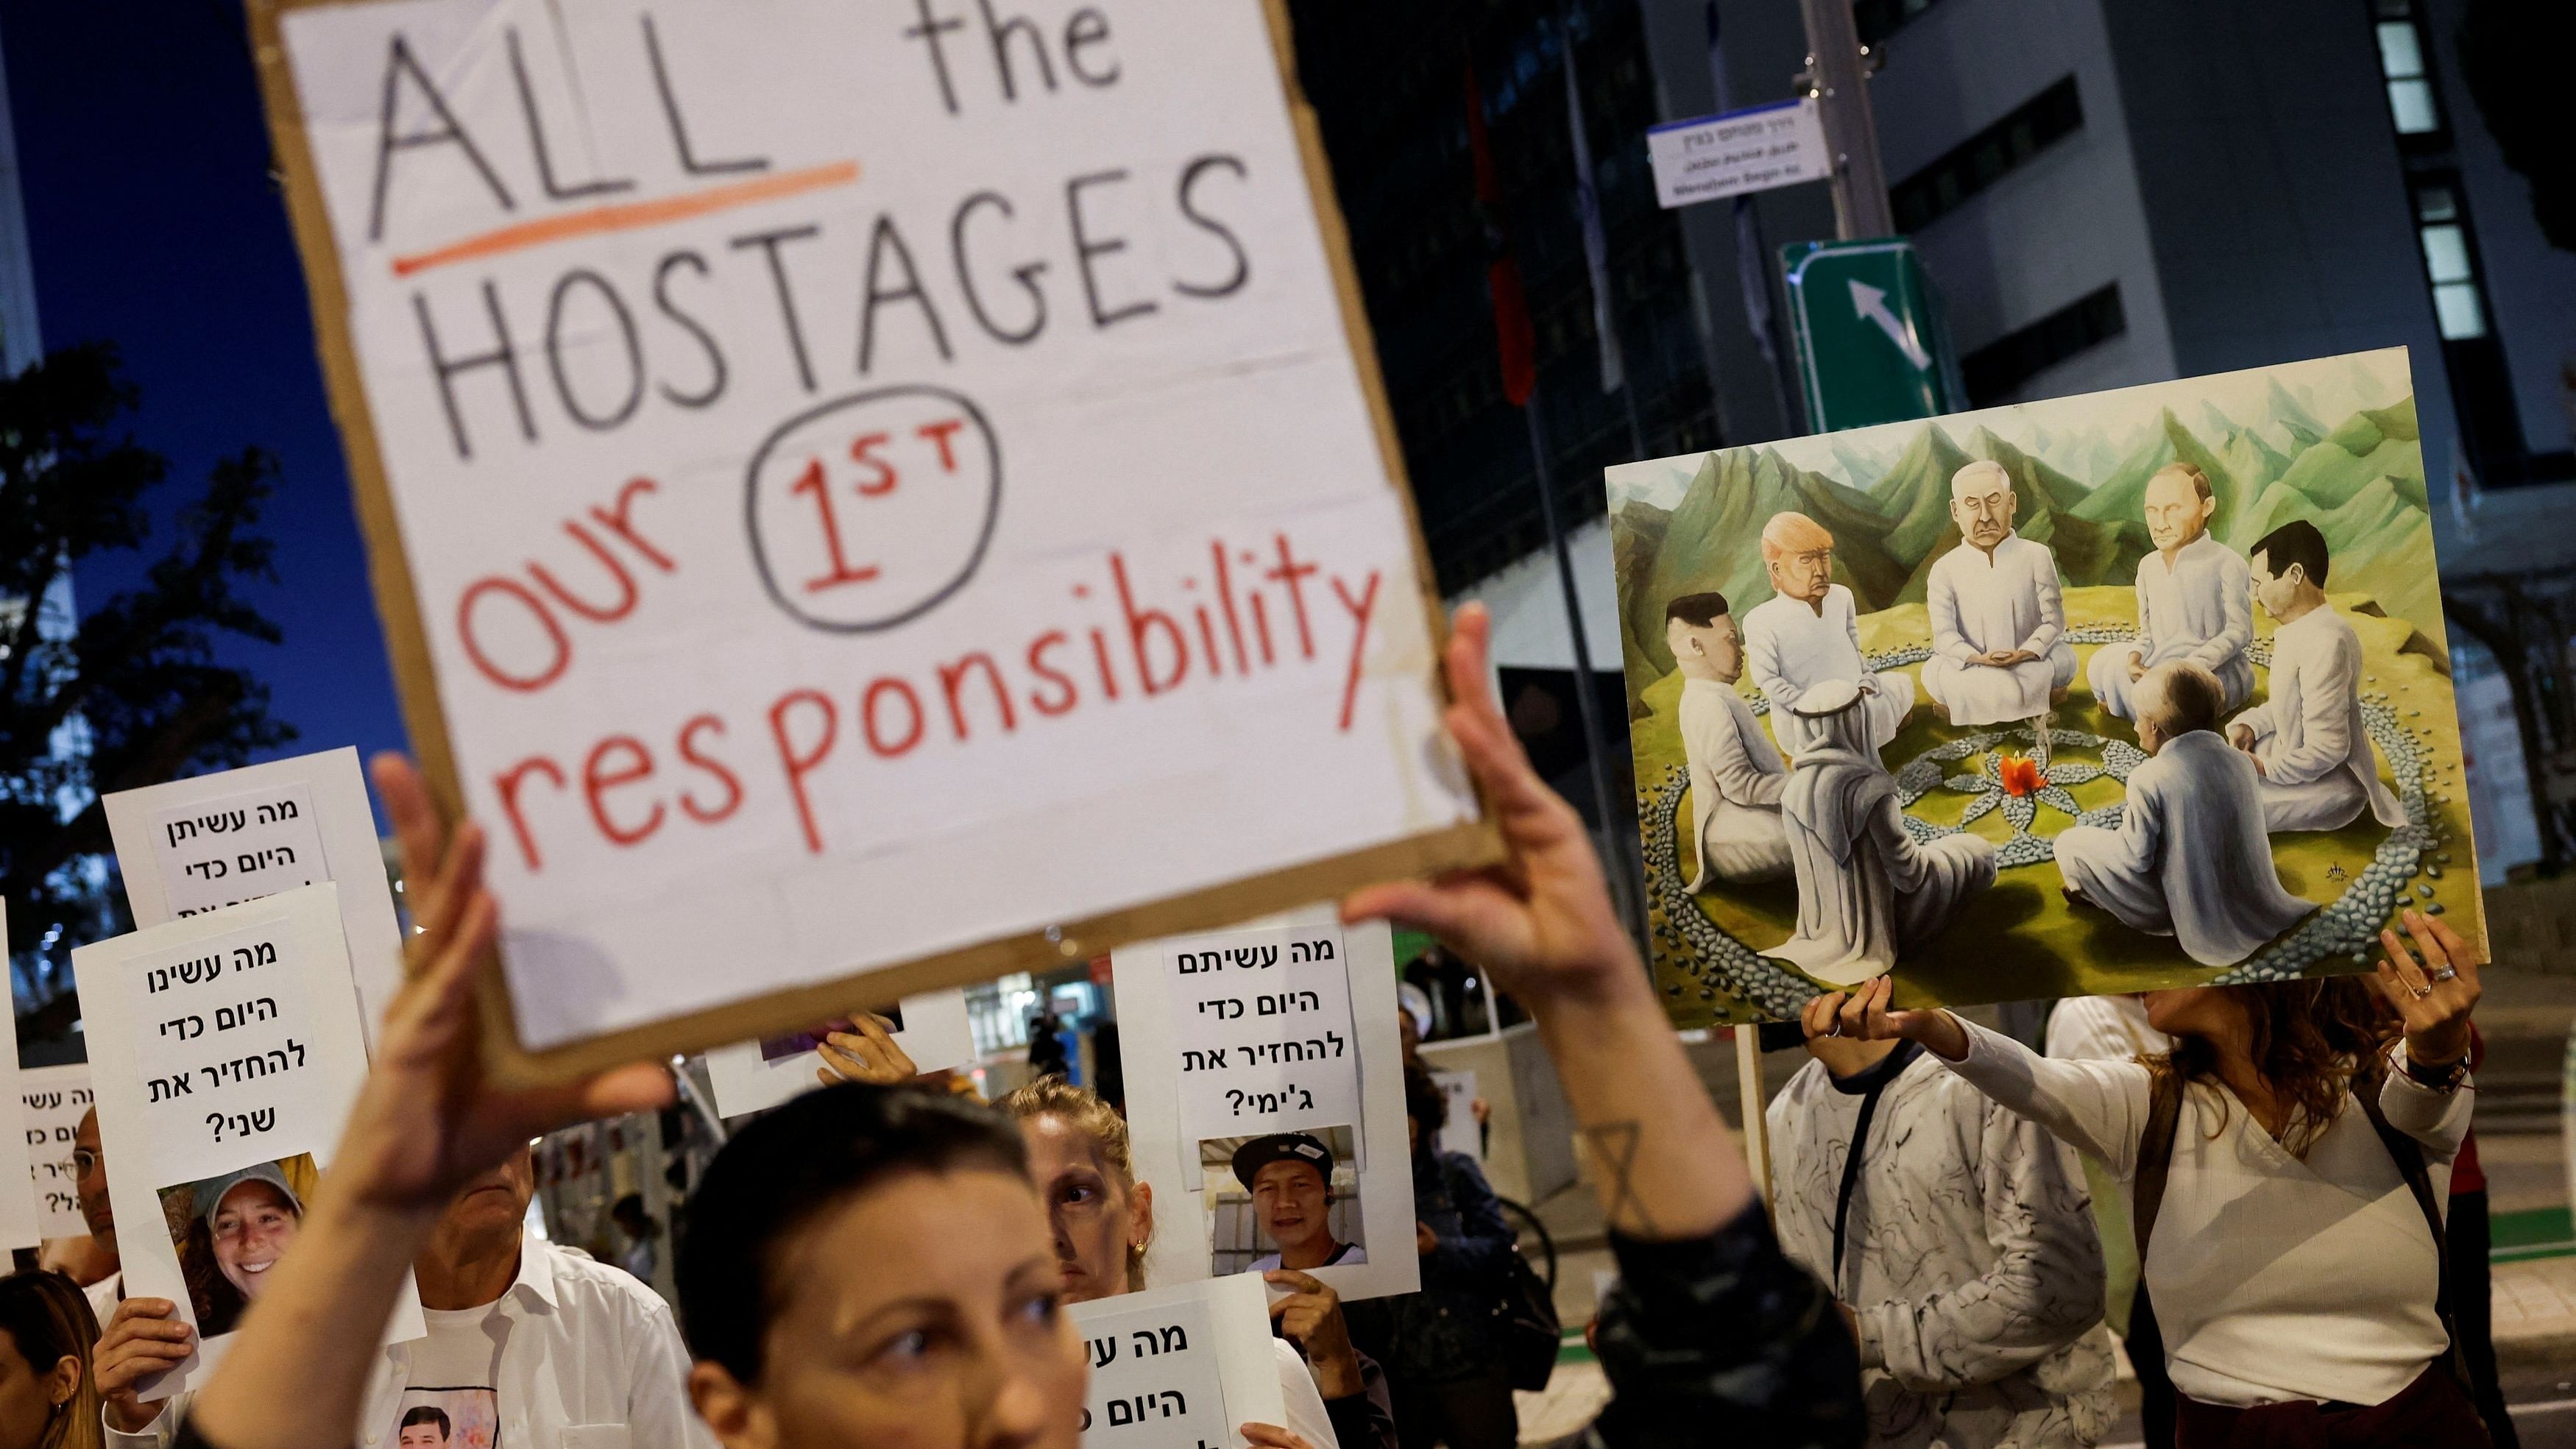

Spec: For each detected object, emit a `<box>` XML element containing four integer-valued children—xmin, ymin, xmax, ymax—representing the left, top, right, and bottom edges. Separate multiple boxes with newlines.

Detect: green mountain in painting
<box><xmin>1622</xmin><ymin>447</ymin><xmax>1907</xmax><ymax>679</ymax></box>
<box><xmin>1611</xmin><ymin>387</ymin><xmax>2439</xmax><ymax>691</ymax></box>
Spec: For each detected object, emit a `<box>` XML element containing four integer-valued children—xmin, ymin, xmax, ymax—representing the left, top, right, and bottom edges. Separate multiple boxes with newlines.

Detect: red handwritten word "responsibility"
<box><xmin>484</xmin><ymin>531</ymin><xmax>1384</xmax><ymax>871</ymax></box>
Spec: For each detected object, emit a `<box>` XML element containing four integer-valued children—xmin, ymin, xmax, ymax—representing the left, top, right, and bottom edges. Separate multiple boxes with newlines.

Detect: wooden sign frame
<box><xmin>244</xmin><ymin>0</ymin><xmax>1500</xmax><ymax>1085</ymax></box>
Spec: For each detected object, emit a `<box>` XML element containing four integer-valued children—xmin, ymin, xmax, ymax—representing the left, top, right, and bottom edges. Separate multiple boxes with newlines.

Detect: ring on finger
<box><xmin>2410</xmin><ymin>982</ymin><xmax>2433</xmax><ymax>999</ymax></box>
<box><xmin>2430</xmin><ymin>966</ymin><xmax>2458</xmax><ymax>982</ymax></box>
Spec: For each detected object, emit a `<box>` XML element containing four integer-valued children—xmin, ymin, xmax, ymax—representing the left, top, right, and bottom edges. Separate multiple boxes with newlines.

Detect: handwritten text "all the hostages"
<box><xmin>137</xmin><ymin>933</ymin><xmax>314</xmax><ymax>1147</ymax></box>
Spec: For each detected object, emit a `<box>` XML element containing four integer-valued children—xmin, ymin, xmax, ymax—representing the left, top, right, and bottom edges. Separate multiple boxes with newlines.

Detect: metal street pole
<box><xmin>1797</xmin><ymin>0</ymin><xmax>1894</xmax><ymax>240</ymax></box>
<box><xmin>1523</xmin><ymin>393</ymin><xmax>1648</xmax><ymax>946</ymax></box>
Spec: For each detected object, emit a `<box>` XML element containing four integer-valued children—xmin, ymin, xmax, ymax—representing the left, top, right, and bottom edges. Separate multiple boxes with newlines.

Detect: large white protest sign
<box><xmin>74</xmin><ymin>885</ymin><xmax>422</xmax><ymax>1396</ymax></box>
<box><xmin>1119</xmin><ymin>908</ymin><xmax>1413</xmax><ymax>1301</ymax></box>
<box><xmin>1164</xmin><ymin>923</ymin><xmax>1361</xmax><ymax>1151</ymax></box>
<box><xmin>251</xmin><ymin>0</ymin><xmax>1491</xmax><ymax>1079</ymax></box>
<box><xmin>107</xmin><ymin>748</ymin><xmax>408</xmax><ymax>1051</ymax></box>
<box><xmin>1069</xmin><ymin>1275</ymin><xmax>1282</xmax><ymax>1449</ymax></box>
<box><xmin>704</xmin><ymin>986</ymin><xmax>975</xmax><ymax>1117</ymax></box>
<box><xmin>19</xmin><ymin>1064</ymin><xmax>93</xmax><ymax>1244</ymax></box>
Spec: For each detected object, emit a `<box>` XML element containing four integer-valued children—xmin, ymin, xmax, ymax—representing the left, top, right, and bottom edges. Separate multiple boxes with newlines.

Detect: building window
<box><xmin>2413</xmin><ymin>180</ymin><xmax>2488</xmax><ymax>340</ymax></box>
<box><xmin>1889</xmin><ymin>77</ymin><xmax>2083</xmax><ymax>233</ymax></box>
<box><xmin>2373</xmin><ymin>0</ymin><xmax>2444</xmax><ymax>135</ymax></box>
<box><xmin>1853</xmin><ymin>0</ymin><xmax>1943</xmax><ymax>48</ymax></box>
<box><xmin>1960</xmin><ymin>283</ymin><xmax>2125</xmax><ymax>405</ymax></box>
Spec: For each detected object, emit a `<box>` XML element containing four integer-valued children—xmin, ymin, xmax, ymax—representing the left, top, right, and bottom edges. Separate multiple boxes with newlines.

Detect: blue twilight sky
<box><xmin>4</xmin><ymin>1</ymin><xmax>410</xmax><ymax>777</ymax></box>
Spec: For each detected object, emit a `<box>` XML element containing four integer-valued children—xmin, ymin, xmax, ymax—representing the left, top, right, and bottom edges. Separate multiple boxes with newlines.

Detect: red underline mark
<box><xmin>388</xmin><ymin>160</ymin><xmax>861</xmax><ymax>278</ymax></box>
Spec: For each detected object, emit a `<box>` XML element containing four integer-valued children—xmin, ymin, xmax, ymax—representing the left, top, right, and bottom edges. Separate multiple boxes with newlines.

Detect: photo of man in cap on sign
<box><xmin>1215</xmin><ymin>1129</ymin><xmax>1369</xmax><ymax>1274</ymax></box>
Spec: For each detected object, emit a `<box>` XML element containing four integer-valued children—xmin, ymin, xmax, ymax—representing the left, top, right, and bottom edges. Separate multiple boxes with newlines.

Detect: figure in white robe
<box><xmin>1680</xmin><ymin>677</ymin><xmax>1794</xmax><ymax>887</ymax></box>
<box><xmin>1773</xmin><ymin>679</ymin><xmax>1997</xmax><ymax>986</ymax></box>
<box><xmin>1744</xmin><ymin>586</ymin><xmax>1914</xmax><ymax>759</ymax></box>
<box><xmin>1921</xmin><ymin>536</ymin><xmax>2079</xmax><ymax>726</ymax></box>
<box><xmin>2087</xmin><ymin>465</ymin><xmax>2255</xmax><ymax>720</ymax></box>
<box><xmin>2229</xmin><ymin>522</ymin><xmax>2407</xmax><ymax>835</ymax></box>
<box><xmin>2055</xmin><ymin>664</ymin><xmax>2314</xmax><ymax>966</ymax></box>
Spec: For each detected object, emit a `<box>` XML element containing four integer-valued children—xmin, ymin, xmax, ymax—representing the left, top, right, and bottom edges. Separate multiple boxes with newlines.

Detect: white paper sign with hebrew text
<box><xmin>74</xmin><ymin>885</ymin><xmax>422</xmax><ymax>1397</ymax></box>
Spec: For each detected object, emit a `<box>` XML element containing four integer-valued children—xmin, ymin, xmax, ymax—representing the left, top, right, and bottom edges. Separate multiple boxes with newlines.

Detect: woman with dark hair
<box><xmin>0</xmin><ymin>1269</ymin><xmax>105</xmax><ymax>1449</ymax></box>
<box><xmin>1830</xmin><ymin>922</ymin><xmax>2488</xmax><ymax>1448</ymax></box>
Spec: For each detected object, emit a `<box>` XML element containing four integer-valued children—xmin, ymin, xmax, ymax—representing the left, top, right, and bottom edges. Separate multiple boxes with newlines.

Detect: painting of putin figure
<box><xmin>1604</xmin><ymin>349</ymin><xmax>2482</xmax><ymax>1024</ymax></box>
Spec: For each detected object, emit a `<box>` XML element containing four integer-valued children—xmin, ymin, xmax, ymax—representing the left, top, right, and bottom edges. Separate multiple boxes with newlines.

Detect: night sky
<box><xmin>4</xmin><ymin>1</ymin><xmax>409</xmax><ymax>779</ymax></box>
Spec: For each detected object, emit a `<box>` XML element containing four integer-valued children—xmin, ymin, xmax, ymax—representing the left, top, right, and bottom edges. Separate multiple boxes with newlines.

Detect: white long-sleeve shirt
<box><xmin>2133</xmin><ymin>535</ymin><xmax>2252</xmax><ymax>675</ymax></box>
<box><xmin>1937</xmin><ymin>1019</ymin><xmax>2469</xmax><ymax>1409</ymax></box>
<box><xmin>2230</xmin><ymin>606</ymin><xmax>2403</xmax><ymax>823</ymax></box>
<box><xmin>1768</xmin><ymin>1049</ymin><xmax>2115</xmax><ymax>1448</ymax></box>
<box><xmin>1930</xmin><ymin>535</ymin><xmax>2066</xmax><ymax>663</ymax></box>
<box><xmin>107</xmin><ymin>1234</ymin><xmax>715</xmax><ymax>1449</ymax></box>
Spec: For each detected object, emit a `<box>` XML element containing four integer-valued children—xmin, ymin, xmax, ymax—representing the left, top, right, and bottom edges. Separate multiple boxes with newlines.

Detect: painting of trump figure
<box><xmin>2053</xmin><ymin>662</ymin><xmax>2315</xmax><ymax>966</ymax></box>
<box><xmin>1742</xmin><ymin>511</ymin><xmax>1915</xmax><ymax>759</ymax></box>
<box><xmin>2229</xmin><ymin>520</ymin><xmax>2405</xmax><ymax>834</ymax></box>
<box><xmin>1920</xmin><ymin>460</ymin><xmax>2078</xmax><ymax>749</ymax></box>
<box><xmin>2086</xmin><ymin>464</ymin><xmax>2254</xmax><ymax>720</ymax></box>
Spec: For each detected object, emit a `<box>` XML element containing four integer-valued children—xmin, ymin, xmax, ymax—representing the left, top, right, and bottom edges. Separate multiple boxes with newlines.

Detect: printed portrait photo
<box><xmin>1197</xmin><ymin>1125</ymin><xmax>1366</xmax><ymax>1276</ymax></box>
<box><xmin>154</xmin><ymin>1152</ymin><xmax>320</xmax><ymax>1338</ymax></box>
<box><xmin>393</xmin><ymin>1386</ymin><xmax>500</xmax><ymax>1449</ymax></box>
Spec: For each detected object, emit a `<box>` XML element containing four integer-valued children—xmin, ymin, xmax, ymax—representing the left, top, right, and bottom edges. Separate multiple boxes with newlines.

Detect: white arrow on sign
<box><xmin>1849</xmin><ymin>280</ymin><xmax>1932</xmax><ymax>370</ymax></box>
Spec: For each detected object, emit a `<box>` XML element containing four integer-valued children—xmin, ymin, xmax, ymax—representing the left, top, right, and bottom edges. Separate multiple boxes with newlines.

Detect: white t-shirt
<box><xmin>106</xmin><ymin>1236</ymin><xmax>715</xmax><ymax>1449</ymax></box>
<box><xmin>1269</xmin><ymin>1339</ymin><xmax>1341</xmax><ymax>1449</ymax></box>
<box><xmin>1248</xmin><ymin>1241</ymin><xmax>1367</xmax><ymax>1274</ymax></box>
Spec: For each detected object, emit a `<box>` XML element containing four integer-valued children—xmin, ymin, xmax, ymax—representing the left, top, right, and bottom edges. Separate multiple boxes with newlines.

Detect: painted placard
<box><xmin>106</xmin><ymin>748</ymin><xmax>408</xmax><ymax>1051</ymax></box>
<box><xmin>1164</xmin><ymin>923</ymin><xmax>1361</xmax><ymax>1152</ymax></box>
<box><xmin>1118</xmin><ymin>909</ymin><xmax>1415</xmax><ymax>1302</ymax></box>
<box><xmin>1606</xmin><ymin>348</ymin><xmax>2480</xmax><ymax>1023</ymax></box>
<box><xmin>73</xmin><ymin>885</ymin><xmax>422</xmax><ymax>1395</ymax></box>
<box><xmin>1069</xmin><ymin>1275</ymin><xmax>1284</xmax><ymax>1449</ymax></box>
<box><xmin>248</xmin><ymin>0</ymin><xmax>1487</xmax><ymax>1079</ymax></box>
<box><xmin>20</xmin><ymin>1064</ymin><xmax>94</xmax><ymax>1244</ymax></box>
<box><xmin>703</xmin><ymin>986</ymin><xmax>975</xmax><ymax>1117</ymax></box>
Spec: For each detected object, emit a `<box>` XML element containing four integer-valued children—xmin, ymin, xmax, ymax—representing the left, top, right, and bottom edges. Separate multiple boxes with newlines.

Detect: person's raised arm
<box><xmin>1343</xmin><ymin>605</ymin><xmax>1748</xmax><ymax>1239</ymax></box>
<box><xmin>184</xmin><ymin>757</ymin><xmax>673</xmax><ymax>1449</ymax></box>
<box><xmin>1348</xmin><ymin>606</ymin><xmax>1865</xmax><ymax>1446</ymax></box>
<box><xmin>1831</xmin><ymin>979</ymin><xmax>2150</xmax><ymax>1177</ymax></box>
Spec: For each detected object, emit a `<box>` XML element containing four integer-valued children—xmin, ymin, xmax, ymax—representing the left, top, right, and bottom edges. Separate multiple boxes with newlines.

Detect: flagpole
<box><xmin>1522</xmin><ymin>389</ymin><xmax>1646</xmax><ymax>946</ymax></box>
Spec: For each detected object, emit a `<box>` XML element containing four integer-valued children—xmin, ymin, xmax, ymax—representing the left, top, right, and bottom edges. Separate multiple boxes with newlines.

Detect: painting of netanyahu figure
<box><xmin>1919</xmin><ymin>460</ymin><xmax>2078</xmax><ymax>757</ymax></box>
<box><xmin>2086</xmin><ymin>464</ymin><xmax>2255</xmax><ymax>721</ymax></box>
<box><xmin>1666</xmin><ymin>591</ymin><xmax>1794</xmax><ymax>888</ymax></box>
<box><xmin>2228</xmin><ymin>520</ymin><xmax>2406</xmax><ymax>835</ymax></box>
<box><xmin>2053</xmin><ymin>662</ymin><xmax>2315</xmax><ymax>967</ymax></box>
<box><xmin>1742</xmin><ymin>512</ymin><xmax>1915</xmax><ymax>759</ymax></box>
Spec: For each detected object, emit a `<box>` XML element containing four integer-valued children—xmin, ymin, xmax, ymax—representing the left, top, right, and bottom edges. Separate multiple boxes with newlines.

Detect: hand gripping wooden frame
<box><xmin>244</xmin><ymin>0</ymin><xmax>1501</xmax><ymax>1085</ymax></box>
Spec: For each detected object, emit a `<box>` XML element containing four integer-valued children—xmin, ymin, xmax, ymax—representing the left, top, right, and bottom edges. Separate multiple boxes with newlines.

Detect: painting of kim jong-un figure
<box><xmin>1604</xmin><ymin>349</ymin><xmax>2485</xmax><ymax>1025</ymax></box>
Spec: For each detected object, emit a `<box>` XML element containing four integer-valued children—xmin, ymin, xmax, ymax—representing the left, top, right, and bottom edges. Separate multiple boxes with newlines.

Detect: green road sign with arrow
<box><xmin>1780</xmin><ymin>237</ymin><xmax>1964</xmax><ymax>433</ymax></box>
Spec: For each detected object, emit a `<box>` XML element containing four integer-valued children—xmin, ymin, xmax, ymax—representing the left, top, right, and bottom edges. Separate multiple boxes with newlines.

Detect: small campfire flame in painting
<box><xmin>1996</xmin><ymin>754</ymin><xmax>2045</xmax><ymax>798</ymax></box>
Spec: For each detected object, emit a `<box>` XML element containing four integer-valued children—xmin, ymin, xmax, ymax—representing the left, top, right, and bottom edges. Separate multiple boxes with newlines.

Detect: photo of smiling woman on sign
<box><xmin>153</xmin><ymin>1155</ymin><xmax>316</xmax><ymax>1339</ymax></box>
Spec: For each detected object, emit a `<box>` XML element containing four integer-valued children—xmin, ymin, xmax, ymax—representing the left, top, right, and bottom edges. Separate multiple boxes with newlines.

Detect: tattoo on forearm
<box><xmin>1582</xmin><ymin>1120</ymin><xmax>1655</xmax><ymax>1236</ymax></box>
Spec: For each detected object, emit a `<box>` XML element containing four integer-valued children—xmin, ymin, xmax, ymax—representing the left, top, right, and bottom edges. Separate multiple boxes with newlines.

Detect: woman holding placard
<box><xmin>149</xmin><ymin>602</ymin><xmax>1867</xmax><ymax>1449</ymax></box>
<box><xmin>1826</xmin><ymin>933</ymin><xmax>2488</xmax><ymax>1445</ymax></box>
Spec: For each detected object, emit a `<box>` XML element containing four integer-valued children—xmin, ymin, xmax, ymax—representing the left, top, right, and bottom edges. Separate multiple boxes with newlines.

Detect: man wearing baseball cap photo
<box><xmin>1232</xmin><ymin>1132</ymin><xmax>1368</xmax><ymax>1273</ymax></box>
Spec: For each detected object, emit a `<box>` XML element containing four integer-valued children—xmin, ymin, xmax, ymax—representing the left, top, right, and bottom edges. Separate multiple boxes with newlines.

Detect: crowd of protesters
<box><xmin>1</xmin><ymin>603</ymin><xmax>2501</xmax><ymax>1449</ymax></box>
